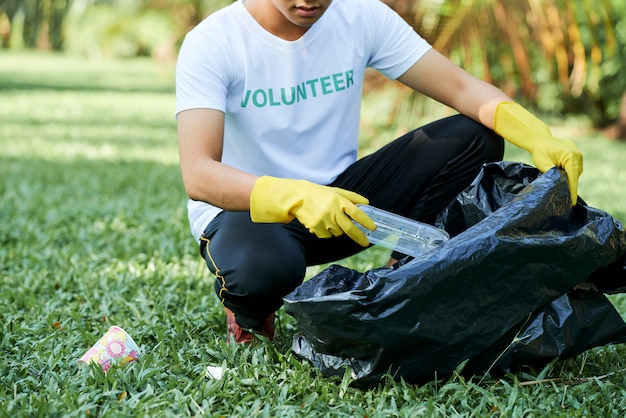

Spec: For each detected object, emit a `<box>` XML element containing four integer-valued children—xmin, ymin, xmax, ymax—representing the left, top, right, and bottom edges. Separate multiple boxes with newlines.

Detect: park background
<box><xmin>2</xmin><ymin>0</ymin><xmax>626</xmax><ymax>416</ymax></box>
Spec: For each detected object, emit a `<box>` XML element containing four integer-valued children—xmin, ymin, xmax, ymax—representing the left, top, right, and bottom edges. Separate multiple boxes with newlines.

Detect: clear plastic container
<box><xmin>355</xmin><ymin>205</ymin><xmax>449</xmax><ymax>256</ymax></box>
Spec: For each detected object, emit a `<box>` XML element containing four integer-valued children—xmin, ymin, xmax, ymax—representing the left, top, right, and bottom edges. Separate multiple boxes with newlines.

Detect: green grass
<box><xmin>2</xmin><ymin>51</ymin><xmax>626</xmax><ymax>417</ymax></box>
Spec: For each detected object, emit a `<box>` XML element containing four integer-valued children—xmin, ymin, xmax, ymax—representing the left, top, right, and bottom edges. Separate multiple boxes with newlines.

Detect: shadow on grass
<box><xmin>0</xmin><ymin>71</ymin><xmax>175</xmax><ymax>95</ymax></box>
<box><xmin>0</xmin><ymin>155</ymin><xmax>192</xmax><ymax>264</ymax></box>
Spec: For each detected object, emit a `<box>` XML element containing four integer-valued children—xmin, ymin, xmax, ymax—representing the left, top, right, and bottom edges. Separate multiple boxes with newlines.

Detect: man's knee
<box><xmin>422</xmin><ymin>115</ymin><xmax>504</xmax><ymax>159</ymax></box>
<box><xmin>210</xmin><ymin>238</ymin><xmax>306</xmax><ymax>328</ymax></box>
<box><xmin>458</xmin><ymin>115</ymin><xmax>504</xmax><ymax>162</ymax></box>
<box><xmin>229</xmin><ymin>247</ymin><xmax>306</xmax><ymax>298</ymax></box>
<box><xmin>479</xmin><ymin>127</ymin><xmax>504</xmax><ymax>162</ymax></box>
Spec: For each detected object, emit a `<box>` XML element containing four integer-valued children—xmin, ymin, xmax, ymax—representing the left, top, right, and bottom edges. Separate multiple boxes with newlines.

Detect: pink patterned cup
<box><xmin>78</xmin><ymin>326</ymin><xmax>140</xmax><ymax>372</ymax></box>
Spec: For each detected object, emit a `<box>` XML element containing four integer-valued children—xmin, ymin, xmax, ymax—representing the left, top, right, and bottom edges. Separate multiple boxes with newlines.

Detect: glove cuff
<box><xmin>493</xmin><ymin>102</ymin><xmax>552</xmax><ymax>152</ymax></box>
<box><xmin>250</xmin><ymin>176</ymin><xmax>297</xmax><ymax>223</ymax></box>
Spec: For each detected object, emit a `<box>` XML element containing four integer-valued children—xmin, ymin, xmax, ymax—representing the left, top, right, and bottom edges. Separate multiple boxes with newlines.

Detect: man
<box><xmin>175</xmin><ymin>0</ymin><xmax>582</xmax><ymax>343</ymax></box>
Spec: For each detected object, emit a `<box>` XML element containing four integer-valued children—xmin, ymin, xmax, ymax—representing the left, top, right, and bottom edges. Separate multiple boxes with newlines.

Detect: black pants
<box><xmin>200</xmin><ymin>115</ymin><xmax>504</xmax><ymax>329</ymax></box>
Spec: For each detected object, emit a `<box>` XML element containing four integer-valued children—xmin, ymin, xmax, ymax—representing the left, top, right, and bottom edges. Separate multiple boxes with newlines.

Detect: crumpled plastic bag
<box><xmin>284</xmin><ymin>162</ymin><xmax>626</xmax><ymax>387</ymax></box>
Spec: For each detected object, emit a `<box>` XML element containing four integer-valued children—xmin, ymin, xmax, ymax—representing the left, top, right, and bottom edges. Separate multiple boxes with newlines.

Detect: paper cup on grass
<box><xmin>78</xmin><ymin>326</ymin><xmax>140</xmax><ymax>372</ymax></box>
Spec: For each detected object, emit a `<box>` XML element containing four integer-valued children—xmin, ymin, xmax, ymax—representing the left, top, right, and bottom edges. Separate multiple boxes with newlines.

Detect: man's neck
<box><xmin>243</xmin><ymin>0</ymin><xmax>310</xmax><ymax>41</ymax></box>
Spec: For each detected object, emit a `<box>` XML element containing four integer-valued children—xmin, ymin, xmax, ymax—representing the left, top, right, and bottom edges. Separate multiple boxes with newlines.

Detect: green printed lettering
<box><xmin>241</xmin><ymin>90</ymin><xmax>252</xmax><ymax>108</ymax></box>
<box><xmin>281</xmin><ymin>87</ymin><xmax>296</xmax><ymax>105</ymax></box>
<box><xmin>252</xmin><ymin>89</ymin><xmax>267</xmax><ymax>107</ymax></box>
<box><xmin>320</xmin><ymin>76</ymin><xmax>333</xmax><ymax>95</ymax></box>
<box><xmin>296</xmin><ymin>83</ymin><xmax>307</xmax><ymax>102</ymax></box>
<box><xmin>332</xmin><ymin>72</ymin><xmax>345</xmax><ymax>91</ymax></box>
<box><xmin>305</xmin><ymin>79</ymin><xmax>320</xmax><ymax>97</ymax></box>
<box><xmin>268</xmin><ymin>88</ymin><xmax>281</xmax><ymax>106</ymax></box>
<box><xmin>240</xmin><ymin>69</ymin><xmax>355</xmax><ymax>109</ymax></box>
<box><xmin>345</xmin><ymin>70</ymin><xmax>354</xmax><ymax>88</ymax></box>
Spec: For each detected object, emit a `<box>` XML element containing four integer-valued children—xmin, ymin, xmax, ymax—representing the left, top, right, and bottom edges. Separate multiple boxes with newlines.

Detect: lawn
<box><xmin>1</xmin><ymin>51</ymin><xmax>626</xmax><ymax>417</ymax></box>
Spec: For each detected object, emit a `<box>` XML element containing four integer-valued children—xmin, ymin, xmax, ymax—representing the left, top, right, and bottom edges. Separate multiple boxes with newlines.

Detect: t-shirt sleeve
<box><xmin>175</xmin><ymin>27</ymin><xmax>230</xmax><ymax>116</ymax></box>
<box><xmin>365</xmin><ymin>0</ymin><xmax>432</xmax><ymax>80</ymax></box>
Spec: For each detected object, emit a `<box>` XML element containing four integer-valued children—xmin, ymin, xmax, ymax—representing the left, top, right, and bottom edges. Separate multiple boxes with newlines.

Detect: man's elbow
<box><xmin>184</xmin><ymin>186</ymin><xmax>201</xmax><ymax>202</ymax></box>
<box><xmin>180</xmin><ymin>171</ymin><xmax>204</xmax><ymax>202</ymax></box>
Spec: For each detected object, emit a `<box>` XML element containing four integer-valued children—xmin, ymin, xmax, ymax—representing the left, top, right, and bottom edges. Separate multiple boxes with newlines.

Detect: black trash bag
<box><xmin>462</xmin><ymin>285</ymin><xmax>626</xmax><ymax>377</ymax></box>
<box><xmin>283</xmin><ymin>162</ymin><xmax>626</xmax><ymax>387</ymax></box>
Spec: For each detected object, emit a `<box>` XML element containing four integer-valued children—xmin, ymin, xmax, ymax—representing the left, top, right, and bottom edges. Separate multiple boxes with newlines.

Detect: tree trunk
<box><xmin>0</xmin><ymin>0</ymin><xmax>21</xmax><ymax>48</ymax></box>
<box><xmin>604</xmin><ymin>92</ymin><xmax>626</xmax><ymax>141</ymax></box>
<box><xmin>48</xmin><ymin>0</ymin><xmax>71</xmax><ymax>50</ymax></box>
<box><xmin>22</xmin><ymin>0</ymin><xmax>43</xmax><ymax>48</ymax></box>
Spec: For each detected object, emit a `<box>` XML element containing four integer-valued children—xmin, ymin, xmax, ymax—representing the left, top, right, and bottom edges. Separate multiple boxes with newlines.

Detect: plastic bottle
<box><xmin>354</xmin><ymin>205</ymin><xmax>449</xmax><ymax>256</ymax></box>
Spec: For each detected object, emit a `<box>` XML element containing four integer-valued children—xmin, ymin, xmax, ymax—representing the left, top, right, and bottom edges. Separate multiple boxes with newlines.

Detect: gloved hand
<box><xmin>493</xmin><ymin>101</ymin><xmax>583</xmax><ymax>205</ymax></box>
<box><xmin>250</xmin><ymin>176</ymin><xmax>375</xmax><ymax>247</ymax></box>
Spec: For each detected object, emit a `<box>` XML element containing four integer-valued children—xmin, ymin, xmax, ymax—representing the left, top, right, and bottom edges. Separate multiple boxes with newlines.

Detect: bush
<box><xmin>64</xmin><ymin>3</ymin><xmax>175</xmax><ymax>59</ymax></box>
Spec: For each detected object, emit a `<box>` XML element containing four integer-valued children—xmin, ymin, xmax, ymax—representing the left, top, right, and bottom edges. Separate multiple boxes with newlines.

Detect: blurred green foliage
<box><xmin>0</xmin><ymin>0</ymin><xmax>71</xmax><ymax>49</ymax></box>
<box><xmin>398</xmin><ymin>0</ymin><xmax>626</xmax><ymax>129</ymax></box>
<box><xmin>65</xmin><ymin>4</ymin><xmax>174</xmax><ymax>58</ymax></box>
<box><xmin>1</xmin><ymin>0</ymin><xmax>624</xmax><ymax>129</ymax></box>
<box><xmin>565</xmin><ymin>1</ymin><xmax>626</xmax><ymax>128</ymax></box>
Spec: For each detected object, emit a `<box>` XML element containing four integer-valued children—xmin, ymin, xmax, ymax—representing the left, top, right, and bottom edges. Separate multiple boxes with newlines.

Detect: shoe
<box><xmin>224</xmin><ymin>306</ymin><xmax>275</xmax><ymax>344</ymax></box>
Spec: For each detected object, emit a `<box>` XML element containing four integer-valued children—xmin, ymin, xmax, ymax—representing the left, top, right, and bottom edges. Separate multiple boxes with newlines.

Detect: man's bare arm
<box><xmin>397</xmin><ymin>48</ymin><xmax>512</xmax><ymax>129</ymax></box>
<box><xmin>177</xmin><ymin>108</ymin><xmax>257</xmax><ymax>210</ymax></box>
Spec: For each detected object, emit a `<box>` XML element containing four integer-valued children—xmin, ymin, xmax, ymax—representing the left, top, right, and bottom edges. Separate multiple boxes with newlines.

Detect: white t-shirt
<box><xmin>176</xmin><ymin>0</ymin><xmax>432</xmax><ymax>241</ymax></box>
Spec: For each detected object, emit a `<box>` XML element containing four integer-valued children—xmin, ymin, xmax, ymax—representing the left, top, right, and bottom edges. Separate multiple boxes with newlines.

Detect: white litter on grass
<box><xmin>205</xmin><ymin>365</ymin><xmax>228</xmax><ymax>380</ymax></box>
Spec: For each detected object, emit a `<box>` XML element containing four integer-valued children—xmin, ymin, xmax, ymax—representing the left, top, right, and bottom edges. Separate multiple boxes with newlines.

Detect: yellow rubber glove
<box><xmin>250</xmin><ymin>176</ymin><xmax>376</xmax><ymax>247</ymax></box>
<box><xmin>493</xmin><ymin>102</ymin><xmax>583</xmax><ymax>205</ymax></box>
